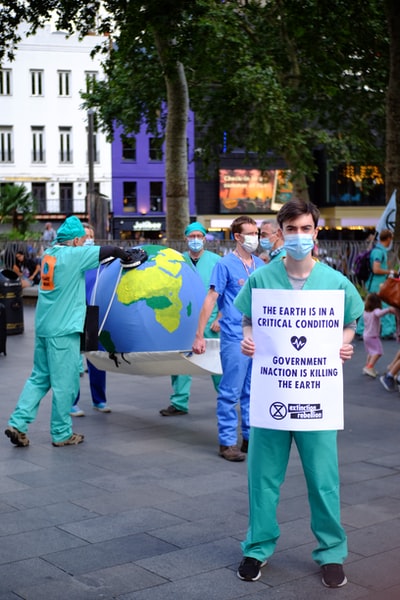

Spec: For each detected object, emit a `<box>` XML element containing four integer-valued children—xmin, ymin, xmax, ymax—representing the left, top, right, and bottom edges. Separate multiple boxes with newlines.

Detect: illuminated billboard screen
<box><xmin>219</xmin><ymin>169</ymin><xmax>293</xmax><ymax>213</ymax></box>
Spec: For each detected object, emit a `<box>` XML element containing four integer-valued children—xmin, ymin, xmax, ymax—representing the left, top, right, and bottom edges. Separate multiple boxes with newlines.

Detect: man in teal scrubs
<box><xmin>234</xmin><ymin>199</ymin><xmax>363</xmax><ymax>588</ymax></box>
<box><xmin>5</xmin><ymin>216</ymin><xmax>144</xmax><ymax>448</ymax></box>
<box><xmin>160</xmin><ymin>222</ymin><xmax>221</xmax><ymax>416</ymax></box>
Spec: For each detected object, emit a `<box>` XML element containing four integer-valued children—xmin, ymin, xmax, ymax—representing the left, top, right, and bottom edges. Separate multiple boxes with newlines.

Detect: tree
<box><xmin>0</xmin><ymin>0</ymin><xmax>191</xmax><ymax>240</ymax></box>
<box><xmin>0</xmin><ymin>184</ymin><xmax>36</xmax><ymax>235</ymax></box>
<box><xmin>0</xmin><ymin>1</ymin><xmax>393</xmax><ymax>235</ymax></box>
<box><xmin>84</xmin><ymin>0</ymin><xmax>389</xmax><ymax>202</ymax></box>
<box><xmin>187</xmin><ymin>1</ymin><xmax>388</xmax><ymax>199</ymax></box>
<box><xmin>384</xmin><ymin>0</ymin><xmax>400</xmax><ymax>238</ymax></box>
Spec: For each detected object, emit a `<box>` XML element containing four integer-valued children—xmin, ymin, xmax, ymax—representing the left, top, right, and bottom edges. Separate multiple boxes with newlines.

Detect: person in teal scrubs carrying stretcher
<box><xmin>5</xmin><ymin>216</ymin><xmax>146</xmax><ymax>448</ymax></box>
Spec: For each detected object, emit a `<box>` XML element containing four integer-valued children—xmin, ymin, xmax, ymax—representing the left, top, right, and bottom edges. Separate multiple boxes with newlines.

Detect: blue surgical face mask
<box><xmin>283</xmin><ymin>234</ymin><xmax>314</xmax><ymax>261</ymax></box>
<box><xmin>188</xmin><ymin>238</ymin><xmax>204</xmax><ymax>253</ymax></box>
<box><xmin>84</xmin><ymin>238</ymin><xmax>95</xmax><ymax>246</ymax></box>
<box><xmin>260</xmin><ymin>238</ymin><xmax>273</xmax><ymax>251</ymax></box>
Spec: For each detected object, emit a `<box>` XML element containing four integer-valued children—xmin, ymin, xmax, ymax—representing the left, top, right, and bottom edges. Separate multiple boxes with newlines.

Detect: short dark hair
<box><xmin>231</xmin><ymin>215</ymin><xmax>257</xmax><ymax>236</ymax></box>
<box><xmin>379</xmin><ymin>228</ymin><xmax>393</xmax><ymax>242</ymax></box>
<box><xmin>277</xmin><ymin>198</ymin><xmax>320</xmax><ymax>228</ymax></box>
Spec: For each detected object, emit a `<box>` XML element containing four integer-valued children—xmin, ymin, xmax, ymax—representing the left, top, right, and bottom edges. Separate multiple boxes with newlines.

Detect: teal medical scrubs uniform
<box><xmin>357</xmin><ymin>243</ymin><xmax>396</xmax><ymax>337</ymax></box>
<box><xmin>367</xmin><ymin>244</ymin><xmax>396</xmax><ymax>337</ymax></box>
<box><xmin>170</xmin><ymin>249</ymin><xmax>222</xmax><ymax>412</ymax></box>
<box><xmin>234</xmin><ymin>260</ymin><xmax>364</xmax><ymax>567</ymax></box>
<box><xmin>8</xmin><ymin>244</ymin><xmax>100</xmax><ymax>444</ymax></box>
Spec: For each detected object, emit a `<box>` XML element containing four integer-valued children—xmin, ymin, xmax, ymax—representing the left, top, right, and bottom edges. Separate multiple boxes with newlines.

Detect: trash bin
<box><xmin>0</xmin><ymin>269</ymin><xmax>24</xmax><ymax>335</ymax></box>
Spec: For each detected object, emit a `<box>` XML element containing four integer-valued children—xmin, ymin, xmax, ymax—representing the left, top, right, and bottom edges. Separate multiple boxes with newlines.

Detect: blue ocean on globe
<box><xmin>92</xmin><ymin>245</ymin><xmax>206</xmax><ymax>353</ymax></box>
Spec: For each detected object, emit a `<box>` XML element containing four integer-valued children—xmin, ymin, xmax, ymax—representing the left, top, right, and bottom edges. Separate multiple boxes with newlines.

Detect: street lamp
<box><xmin>87</xmin><ymin>109</ymin><xmax>108</xmax><ymax>240</ymax></box>
<box><xmin>87</xmin><ymin>109</ymin><xmax>96</xmax><ymax>228</ymax></box>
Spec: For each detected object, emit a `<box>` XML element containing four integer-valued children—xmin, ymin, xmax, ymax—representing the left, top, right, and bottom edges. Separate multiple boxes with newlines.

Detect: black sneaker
<box><xmin>237</xmin><ymin>557</ymin><xmax>267</xmax><ymax>581</ymax></box>
<box><xmin>159</xmin><ymin>405</ymin><xmax>187</xmax><ymax>416</ymax></box>
<box><xmin>321</xmin><ymin>563</ymin><xmax>347</xmax><ymax>588</ymax></box>
<box><xmin>241</xmin><ymin>439</ymin><xmax>248</xmax><ymax>453</ymax></box>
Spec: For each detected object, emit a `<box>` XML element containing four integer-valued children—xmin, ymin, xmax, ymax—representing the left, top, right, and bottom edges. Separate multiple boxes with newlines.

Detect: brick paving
<box><xmin>1</xmin><ymin>304</ymin><xmax>400</xmax><ymax>599</ymax></box>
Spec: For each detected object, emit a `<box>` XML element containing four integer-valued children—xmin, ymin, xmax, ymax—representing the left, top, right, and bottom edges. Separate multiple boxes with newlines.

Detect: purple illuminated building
<box><xmin>111</xmin><ymin>116</ymin><xmax>196</xmax><ymax>240</ymax></box>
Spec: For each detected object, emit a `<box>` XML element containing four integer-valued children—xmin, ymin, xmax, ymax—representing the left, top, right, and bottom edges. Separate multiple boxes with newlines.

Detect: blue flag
<box><xmin>376</xmin><ymin>189</ymin><xmax>396</xmax><ymax>234</ymax></box>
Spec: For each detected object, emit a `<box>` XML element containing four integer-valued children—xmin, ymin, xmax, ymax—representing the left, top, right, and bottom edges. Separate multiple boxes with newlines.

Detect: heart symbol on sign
<box><xmin>291</xmin><ymin>336</ymin><xmax>307</xmax><ymax>351</ymax></box>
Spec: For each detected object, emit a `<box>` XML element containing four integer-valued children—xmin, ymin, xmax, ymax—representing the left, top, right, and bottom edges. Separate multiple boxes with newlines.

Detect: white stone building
<box><xmin>0</xmin><ymin>24</ymin><xmax>111</xmax><ymax>227</ymax></box>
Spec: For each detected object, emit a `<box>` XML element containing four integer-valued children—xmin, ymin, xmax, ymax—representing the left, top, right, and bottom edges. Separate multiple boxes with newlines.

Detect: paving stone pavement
<box><xmin>1</xmin><ymin>305</ymin><xmax>400</xmax><ymax>599</ymax></box>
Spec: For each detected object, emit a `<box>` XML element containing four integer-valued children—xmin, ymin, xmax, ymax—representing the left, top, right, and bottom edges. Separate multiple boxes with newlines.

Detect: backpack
<box><xmin>353</xmin><ymin>247</ymin><xmax>373</xmax><ymax>284</ymax></box>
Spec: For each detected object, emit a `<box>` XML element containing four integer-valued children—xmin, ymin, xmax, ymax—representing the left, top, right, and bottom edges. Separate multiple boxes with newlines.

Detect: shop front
<box><xmin>112</xmin><ymin>216</ymin><xmax>166</xmax><ymax>241</ymax></box>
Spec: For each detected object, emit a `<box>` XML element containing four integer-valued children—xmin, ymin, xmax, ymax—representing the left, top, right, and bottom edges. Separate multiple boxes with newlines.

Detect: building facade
<box><xmin>111</xmin><ymin>120</ymin><xmax>196</xmax><ymax>240</ymax></box>
<box><xmin>0</xmin><ymin>24</ymin><xmax>111</xmax><ymax>232</ymax></box>
<box><xmin>0</xmin><ymin>25</ymin><xmax>387</xmax><ymax>242</ymax></box>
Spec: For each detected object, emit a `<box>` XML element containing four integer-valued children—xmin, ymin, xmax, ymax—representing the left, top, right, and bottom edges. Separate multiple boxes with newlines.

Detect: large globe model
<box><xmin>93</xmin><ymin>245</ymin><xmax>206</xmax><ymax>353</ymax></box>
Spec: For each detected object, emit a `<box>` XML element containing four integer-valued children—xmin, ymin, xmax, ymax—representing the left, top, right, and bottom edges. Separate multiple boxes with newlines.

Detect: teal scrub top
<box><xmin>234</xmin><ymin>259</ymin><xmax>364</xmax><ymax>326</ymax></box>
<box><xmin>367</xmin><ymin>243</ymin><xmax>388</xmax><ymax>293</ymax></box>
<box><xmin>183</xmin><ymin>249</ymin><xmax>221</xmax><ymax>324</ymax></box>
<box><xmin>36</xmin><ymin>244</ymin><xmax>100</xmax><ymax>337</ymax></box>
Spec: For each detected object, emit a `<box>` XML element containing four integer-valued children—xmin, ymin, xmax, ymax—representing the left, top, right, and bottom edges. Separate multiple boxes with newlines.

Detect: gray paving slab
<box><xmin>1</xmin><ymin>305</ymin><xmax>400</xmax><ymax>598</ymax></box>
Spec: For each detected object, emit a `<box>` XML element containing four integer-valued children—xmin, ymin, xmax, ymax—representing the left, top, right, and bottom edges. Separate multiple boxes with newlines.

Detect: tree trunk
<box><xmin>290</xmin><ymin>172</ymin><xmax>310</xmax><ymax>202</ymax></box>
<box><xmin>153</xmin><ymin>32</ymin><xmax>189</xmax><ymax>241</ymax></box>
<box><xmin>384</xmin><ymin>0</ymin><xmax>400</xmax><ymax>239</ymax></box>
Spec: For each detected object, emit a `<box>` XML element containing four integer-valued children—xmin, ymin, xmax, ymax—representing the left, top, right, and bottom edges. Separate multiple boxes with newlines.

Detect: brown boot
<box><xmin>219</xmin><ymin>445</ymin><xmax>246</xmax><ymax>462</ymax></box>
<box><xmin>5</xmin><ymin>426</ymin><xmax>29</xmax><ymax>447</ymax></box>
<box><xmin>52</xmin><ymin>432</ymin><xmax>84</xmax><ymax>447</ymax></box>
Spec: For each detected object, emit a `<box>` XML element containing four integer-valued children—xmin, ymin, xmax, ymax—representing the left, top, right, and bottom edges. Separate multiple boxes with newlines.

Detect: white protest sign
<box><xmin>250</xmin><ymin>289</ymin><xmax>344</xmax><ymax>431</ymax></box>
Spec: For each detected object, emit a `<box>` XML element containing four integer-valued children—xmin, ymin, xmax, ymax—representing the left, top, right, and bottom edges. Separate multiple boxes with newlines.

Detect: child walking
<box><xmin>363</xmin><ymin>293</ymin><xmax>396</xmax><ymax>378</ymax></box>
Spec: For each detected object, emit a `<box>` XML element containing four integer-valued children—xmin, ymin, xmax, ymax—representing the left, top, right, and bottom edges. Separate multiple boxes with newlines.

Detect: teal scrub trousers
<box><xmin>241</xmin><ymin>427</ymin><xmax>348</xmax><ymax>566</ymax></box>
<box><xmin>170</xmin><ymin>372</ymin><xmax>221</xmax><ymax>412</ymax></box>
<box><xmin>169</xmin><ymin>325</ymin><xmax>221</xmax><ymax>412</ymax></box>
<box><xmin>8</xmin><ymin>333</ymin><xmax>81</xmax><ymax>444</ymax></box>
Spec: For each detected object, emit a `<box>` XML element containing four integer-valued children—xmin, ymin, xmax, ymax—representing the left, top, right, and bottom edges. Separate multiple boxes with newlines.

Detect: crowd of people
<box><xmin>5</xmin><ymin>200</ymin><xmax>400</xmax><ymax>590</ymax></box>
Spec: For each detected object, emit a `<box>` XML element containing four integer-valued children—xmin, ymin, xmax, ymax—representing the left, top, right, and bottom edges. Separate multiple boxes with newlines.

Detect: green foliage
<box><xmin>0</xmin><ymin>1</ymin><xmax>391</xmax><ymax>207</ymax></box>
<box><xmin>187</xmin><ymin>0</ymin><xmax>388</xmax><ymax>180</ymax></box>
<box><xmin>0</xmin><ymin>184</ymin><xmax>36</xmax><ymax>235</ymax></box>
<box><xmin>81</xmin><ymin>0</ymin><xmax>389</xmax><ymax>187</ymax></box>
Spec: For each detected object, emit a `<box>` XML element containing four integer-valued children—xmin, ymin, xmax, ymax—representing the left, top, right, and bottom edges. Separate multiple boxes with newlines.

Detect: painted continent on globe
<box><xmin>94</xmin><ymin>245</ymin><xmax>206</xmax><ymax>353</ymax></box>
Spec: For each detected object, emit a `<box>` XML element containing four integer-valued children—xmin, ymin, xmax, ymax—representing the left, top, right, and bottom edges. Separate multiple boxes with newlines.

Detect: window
<box><xmin>59</xmin><ymin>127</ymin><xmax>72</xmax><ymax>163</ymax></box>
<box><xmin>149</xmin><ymin>137</ymin><xmax>163</xmax><ymax>161</ymax></box>
<box><xmin>58</xmin><ymin>70</ymin><xmax>71</xmax><ymax>96</ymax></box>
<box><xmin>60</xmin><ymin>183</ymin><xmax>73</xmax><ymax>213</ymax></box>
<box><xmin>31</xmin><ymin>127</ymin><xmax>45</xmax><ymax>163</ymax></box>
<box><xmin>150</xmin><ymin>182</ymin><xmax>163</xmax><ymax>212</ymax></box>
<box><xmin>0</xmin><ymin>127</ymin><xmax>13</xmax><ymax>162</ymax></box>
<box><xmin>328</xmin><ymin>163</ymin><xmax>385</xmax><ymax>207</ymax></box>
<box><xmin>85</xmin><ymin>71</ymin><xmax>98</xmax><ymax>93</ymax></box>
<box><xmin>0</xmin><ymin>69</ymin><xmax>11</xmax><ymax>95</ymax></box>
<box><xmin>31</xmin><ymin>183</ymin><xmax>47</xmax><ymax>212</ymax></box>
<box><xmin>121</xmin><ymin>134</ymin><xmax>136</xmax><ymax>161</ymax></box>
<box><xmin>123</xmin><ymin>182</ymin><xmax>137</xmax><ymax>212</ymax></box>
<box><xmin>31</xmin><ymin>70</ymin><xmax>43</xmax><ymax>96</ymax></box>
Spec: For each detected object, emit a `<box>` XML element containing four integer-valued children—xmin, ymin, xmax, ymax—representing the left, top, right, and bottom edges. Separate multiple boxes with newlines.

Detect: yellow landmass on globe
<box><xmin>116</xmin><ymin>249</ymin><xmax>184</xmax><ymax>333</ymax></box>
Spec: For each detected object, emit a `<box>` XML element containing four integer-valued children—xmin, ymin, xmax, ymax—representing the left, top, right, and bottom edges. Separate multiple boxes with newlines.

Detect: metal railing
<box><xmin>1</xmin><ymin>238</ymin><xmax>398</xmax><ymax>290</ymax></box>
